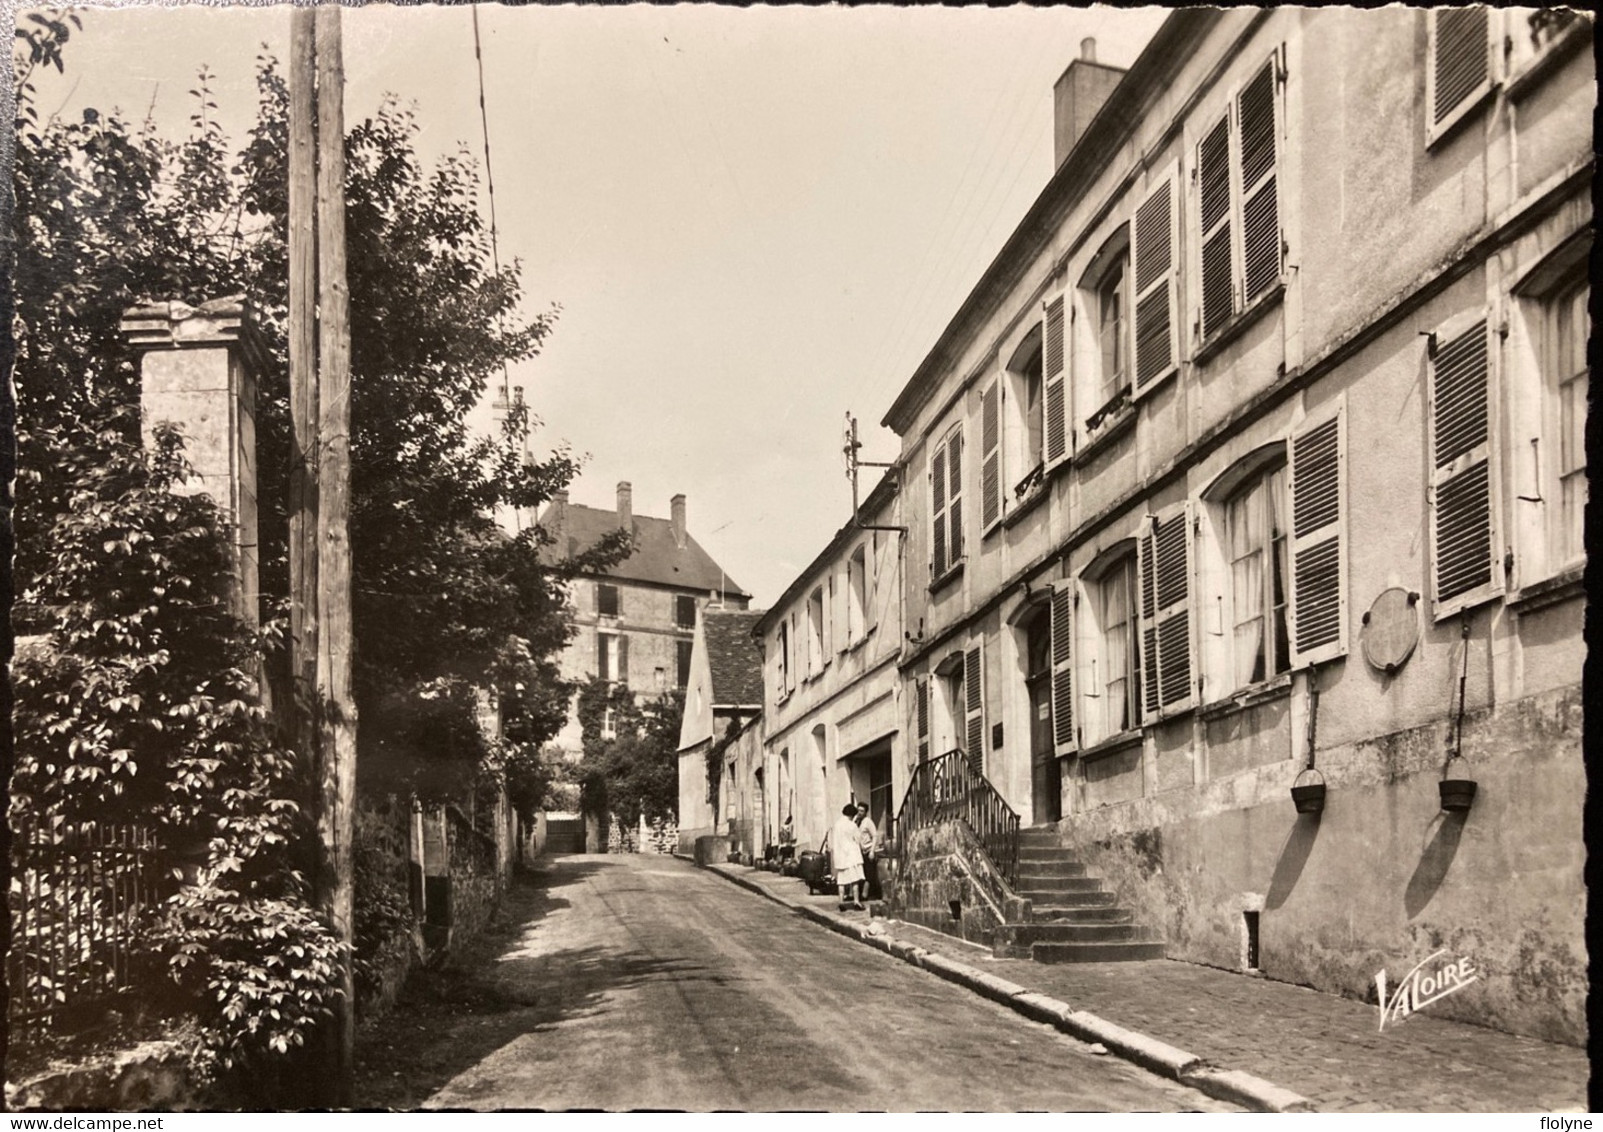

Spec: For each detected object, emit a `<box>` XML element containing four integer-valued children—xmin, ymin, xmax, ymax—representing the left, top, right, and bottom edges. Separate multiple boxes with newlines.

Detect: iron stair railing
<box><xmin>893</xmin><ymin>747</ymin><xmax>1020</xmax><ymax>886</ymax></box>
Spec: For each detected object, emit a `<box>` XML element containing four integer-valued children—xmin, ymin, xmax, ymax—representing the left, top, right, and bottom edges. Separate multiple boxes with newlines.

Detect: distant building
<box><xmin>753</xmin><ymin>471</ymin><xmax>904</xmax><ymax>856</ymax></box>
<box><xmin>538</xmin><ymin>482</ymin><xmax>750</xmax><ymax>760</ymax></box>
<box><xmin>676</xmin><ymin>608</ymin><xmax>766</xmax><ymax>857</ymax></box>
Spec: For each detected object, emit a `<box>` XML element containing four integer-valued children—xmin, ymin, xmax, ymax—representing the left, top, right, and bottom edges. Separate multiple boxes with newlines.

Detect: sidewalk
<box><xmin>696</xmin><ymin>859</ymin><xmax>1590</xmax><ymax>1113</ymax></box>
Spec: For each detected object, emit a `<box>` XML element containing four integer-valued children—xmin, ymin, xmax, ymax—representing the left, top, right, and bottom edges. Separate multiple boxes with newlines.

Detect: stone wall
<box><xmin>1053</xmin><ymin>684</ymin><xmax>1586</xmax><ymax>1046</ymax></box>
<box><xmin>887</xmin><ymin>820</ymin><xmax>1027</xmax><ymax>948</ymax></box>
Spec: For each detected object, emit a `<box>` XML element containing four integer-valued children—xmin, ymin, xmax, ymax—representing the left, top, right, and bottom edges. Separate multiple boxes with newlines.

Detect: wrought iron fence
<box><xmin>893</xmin><ymin>748</ymin><xmax>1020</xmax><ymax>885</ymax></box>
<box><xmin>7</xmin><ymin>817</ymin><xmax>161</xmax><ymax>1045</ymax></box>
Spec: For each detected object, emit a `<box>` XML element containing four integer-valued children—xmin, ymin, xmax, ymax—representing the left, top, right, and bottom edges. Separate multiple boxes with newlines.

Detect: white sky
<box><xmin>28</xmin><ymin>2</ymin><xmax>1168</xmax><ymax>607</ymax></box>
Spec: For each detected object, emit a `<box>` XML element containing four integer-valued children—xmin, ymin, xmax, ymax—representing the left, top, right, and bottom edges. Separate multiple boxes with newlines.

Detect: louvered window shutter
<box><xmin>1043</xmin><ymin>294</ymin><xmax>1069</xmax><ymax>463</ymax></box>
<box><xmin>1133</xmin><ymin>170</ymin><xmax>1179</xmax><ymax>393</ymax></box>
<box><xmin>1198</xmin><ymin>114</ymin><xmax>1234</xmax><ymax>341</ymax></box>
<box><xmin>1237</xmin><ymin>59</ymin><xmax>1281</xmax><ymax>304</ymax></box>
<box><xmin>948</xmin><ymin>430</ymin><xmax>965</xmax><ymax>565</ymax></box>
<box><xmin>1431</xmin><ymin>8</ymin><xmax>1491</xmax><ymax>132</ymax></box>
<box><xmin>931</xmin><ymin>446</ymin><xmax>949</xmax><ymax>580</ymax></box>
<box><xmin>916</xmin><ymin>677</ymin><xmax>930</xmax><ymax>762</ymax></box>
<box><xmin>1141</xmin><ymin>509</ymin><xmax>1194</xmax><ymax>713</ymax></box>
<box><xmin>981</xmin><ymin>380</ymin><xmax>1003</xmax><ymax>530</ymax></box>
<box><xmin>964</xmin><ymin>642</ymin><xmax>984</xmax><ymax>775</ymax></box>
<box><xmin>1050</xmin><ymin>583</ymin><xmax>1076</xmax><ymax>756</ymax></box>
<box><xmin>1289</xmin><ymin>400</ymin><xmax>1347</xmax><ymax>665</ymax></box>
<box><xmin>1139</xmin><ymin>528</ymin><xmax>1161</xmax><ymax>718</ymax></box>
<box><xmin>1429</xmin><ymin>317</ymin><xmax>1500</xmax><ymax>613</ymax></box>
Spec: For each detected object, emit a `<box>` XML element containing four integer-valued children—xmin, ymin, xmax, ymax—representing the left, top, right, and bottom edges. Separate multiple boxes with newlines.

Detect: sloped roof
<box><xmin>702</xmin><ymin>609</ymin><xmax>766</xmax><ymax>707</ymax></box>
<box><xmin>537</xmin><ymin>501</ymin><xmax>750</xmax><ymax>598</ymax></box>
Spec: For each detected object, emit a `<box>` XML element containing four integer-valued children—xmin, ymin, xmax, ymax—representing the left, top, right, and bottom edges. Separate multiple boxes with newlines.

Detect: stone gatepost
<box><xmin>119</xmin><ymin>298</ymin><xmax>265</xmax><ymax>627</ymax></box>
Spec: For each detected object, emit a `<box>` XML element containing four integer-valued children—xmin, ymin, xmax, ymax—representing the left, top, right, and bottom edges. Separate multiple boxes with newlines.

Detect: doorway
<box><xmin>1025</xmin><ymin>605</ymin><xmax>1061</xmax><ymax>824</ymax></box>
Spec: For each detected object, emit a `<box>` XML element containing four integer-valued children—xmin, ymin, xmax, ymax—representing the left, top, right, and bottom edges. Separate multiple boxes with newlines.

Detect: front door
<box><xmin>1025</xmin><ymin>609</ymin><xmax>1061</xmax><ymax>824</ymax></box>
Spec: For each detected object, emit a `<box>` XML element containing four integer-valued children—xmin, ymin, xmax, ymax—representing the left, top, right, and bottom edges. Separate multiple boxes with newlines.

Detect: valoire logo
<box><xmin>1375</xmin><ymin>949</ymin><xmax>1478</xmax><ymax>1031</ymax></box>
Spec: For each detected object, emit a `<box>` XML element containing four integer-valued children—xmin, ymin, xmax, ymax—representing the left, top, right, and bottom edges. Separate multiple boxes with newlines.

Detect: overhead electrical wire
<box><xmin>471</xmin><ymin>4</ymin><xmax>512</xmax><ymax>412</ymax></box>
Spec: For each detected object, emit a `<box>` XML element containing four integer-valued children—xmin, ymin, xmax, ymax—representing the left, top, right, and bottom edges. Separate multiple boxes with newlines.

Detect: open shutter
<box><xmin>1142</xmin><ymin>508</ymin><xmax>1194</xmax><ymax>714</ymax></box>
<box><xmin>1428</xmin><ymin>316</ymin><xmax>1500</xmax><ymax>615</ymax></box>
<box><xmin>1237</xmin><ymin>56</ymin><xmax>1281</xmax><ymax>304</ymax></box>
<box><xmin>931</xmin><ymin>445</ymin><xmax>949</xmax><ymax>581</ymax></box>
<box><xmin>916</xmin><ymin>676</ymin><xmax>930</xmax><ymax>762</ymax></box>
<box><xmin>1198</xmin><ymin>113</ymin><xmax>1234</xmax><ymax>341</ymax></box>
<box><xmin>1043</xmin><ymin>294</ymin><xmax>1069</xmax><ymax>464</ymax></box>
<box><xmin>964</xmin><ymin>642</ymin><xmax>984</xmax><ymax>775</ymax></box>
<box><xmin>947</xmin><ymin>429</ymin><xmax>965</xmax><ymax>565</ymax></box>
<box><xmin>617</xmin><ymin>633</ymin><xmax>629</xmax><ymax>688</ymax></box>
<box><xmin>1050</xmin><ymin>583</ymin><xmax>1076</xmax><ymax>756</ymax></box>
<box><xmin>867</xmin><ymin>535</ymin><xmax>880</xmax><ymax>634</ymax></box>
<box><xmin>1429</xmin><ymin>7</ymin><xmax>1492</xmax><ymax>135</ymax></box>
<box><xmin>1289</xmin><ymin>398</ymin><xmax>1347</xmax><ymax>665</ymax></box>
<box><xmin>1139</xmin><ymin>528</ymin><xmax>1161</xmax><ymax>719</ymax></box>
<box><xmin>1133</xmin><ymin>167</ymin><xmax>1179</xmax><ymax>394</ymax></box>
<box><xmin>981</xmin><ymin>379</ymin><xmax>1003</xmax><ymax>531</ymax></box>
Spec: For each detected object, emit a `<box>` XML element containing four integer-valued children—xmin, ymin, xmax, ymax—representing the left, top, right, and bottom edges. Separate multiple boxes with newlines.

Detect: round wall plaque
<box><xmin>1360</xmin><ymin>586</ymin><xmax>1421</xmax><ymax>673</ymax></box>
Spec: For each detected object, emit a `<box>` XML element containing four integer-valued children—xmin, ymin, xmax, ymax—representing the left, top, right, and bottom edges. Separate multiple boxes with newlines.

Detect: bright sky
<box><xmin>30</xmin><ymin>2</ymin><xmax>1168</xmax><ymax>607</ymax></box>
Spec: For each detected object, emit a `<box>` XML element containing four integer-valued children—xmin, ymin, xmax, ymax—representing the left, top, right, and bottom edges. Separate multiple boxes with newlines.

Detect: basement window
<box><xmin>1243</xmin><ymin>910</ymin><xmax>1261</xmax><ymax>971</ymax></box>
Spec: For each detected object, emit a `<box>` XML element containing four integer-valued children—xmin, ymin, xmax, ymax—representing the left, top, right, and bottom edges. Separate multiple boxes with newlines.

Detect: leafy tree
<box><xmin>11</xmin><ymin>22</ymin><xmax>628</xmax><ymax>796</ymax></box>
<box><xmin>575</xmin><ymin>678</ymin><xmax>683</xmax><ymax>830</ymax></box>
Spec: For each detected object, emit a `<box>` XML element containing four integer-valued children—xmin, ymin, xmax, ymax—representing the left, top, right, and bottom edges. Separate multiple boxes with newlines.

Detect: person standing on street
<box><xmin>829</xmin><ymin>803</ymin><xmax>866</xmax><ymax>911</ymax></box>
<box><xmin>855</xmin><ymin>802</ymin><xmax>881</xmax><ymax>903</ymax></box>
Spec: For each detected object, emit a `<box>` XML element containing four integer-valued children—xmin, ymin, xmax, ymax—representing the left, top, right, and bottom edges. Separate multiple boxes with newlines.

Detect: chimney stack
<box><xmin>671</xmin><ymin>493</ymin><xmax>687</xmax><ymax>550</ymax></box>
<box><xmin>617</xmin><ymin>481</ymin><xmax>633</xmax><ymax>530</ymax></box>
<box><xmin>1053</xmin><ymin>39</ymin><xmax>1126</xmax><ymax>170</ymax></box>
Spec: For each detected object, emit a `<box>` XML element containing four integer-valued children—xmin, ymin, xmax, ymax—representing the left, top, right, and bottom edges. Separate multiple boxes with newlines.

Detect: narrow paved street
<box><xmin>354</xmin><ymin>854</ymin><xmax>1236</xmax><ymax>1111</ymax></box>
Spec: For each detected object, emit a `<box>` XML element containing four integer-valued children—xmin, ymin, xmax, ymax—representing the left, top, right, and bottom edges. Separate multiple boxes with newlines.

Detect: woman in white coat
<box><xmin>829</xmin><ymin>803</ymin><xmax>866</xmax><ymax>911</ymax></box>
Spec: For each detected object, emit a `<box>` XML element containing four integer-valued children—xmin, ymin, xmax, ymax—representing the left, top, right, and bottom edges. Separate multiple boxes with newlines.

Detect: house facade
<box><xmin>676</xmin><ymin>608</ymin><xmax>766</xmax><ymax>856</ymax></box>
<box><xmin>881</xmin><ymin>8</ymin><xmax>1588</xmax><ymax>1044</ymax></box>
<box><xmin>538</xmin><ymin>482</ymin><xmax>751</xmax><ymax>759</ymax></box>
<box><xmin>754</xmin><ymin>473</ymin><xmax>905</xmax><ymax>856</ymax></box>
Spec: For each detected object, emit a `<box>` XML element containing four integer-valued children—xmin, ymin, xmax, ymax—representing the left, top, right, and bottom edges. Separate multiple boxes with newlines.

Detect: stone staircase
<box><xmin>996</xmin><ymin>826</ymin><xmax>1165</xmax><ymax>963</ymax></box>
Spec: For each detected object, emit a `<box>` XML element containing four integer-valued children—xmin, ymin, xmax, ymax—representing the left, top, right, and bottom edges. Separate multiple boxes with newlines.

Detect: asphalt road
<box><xmin>356</xmin><ymin>853</ymin><xmax>1233</xmax><ymax>1112</ymax></box>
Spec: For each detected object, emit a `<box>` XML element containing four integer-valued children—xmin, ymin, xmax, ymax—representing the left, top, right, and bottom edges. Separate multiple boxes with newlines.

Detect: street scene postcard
<box><xmin>5</xmin><ymin>1</ymin><xmax>1594</xmax><ymax>1115</ymax></box>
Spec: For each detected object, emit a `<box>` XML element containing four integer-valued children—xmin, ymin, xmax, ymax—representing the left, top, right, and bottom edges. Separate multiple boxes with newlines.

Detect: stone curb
<box><xmin>696</xmin><ymin>861</ymin><xmax>1315</xmax><ymax>1114</ymax></box>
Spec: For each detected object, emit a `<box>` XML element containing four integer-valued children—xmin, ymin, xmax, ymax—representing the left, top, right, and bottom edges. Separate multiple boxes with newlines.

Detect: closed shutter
<box><xmin>1132</xmin><ymin>169</ymin><xmax>1179</xmax><ymax>393</ymax></box>
<box><xmin>981</xmin><ymin>379</ymin><xmax>1003</xmax><ymax>531</ymax></box>
<box><xmin>1043</xmin><ymin>294</ymin><xmax>1069</xmax><ymax>463</ymax></box>
<box><xmin>964</xmin><ymin>642</ymin><xmax>984</xmax><ymax>775</ymax></box>
<box><xmin>1198</xmin><ymin>114</ymin><xmax>1234</xmax><ymax>340</ymax></box>
<box><xmin>1050</xmin><ymin>582</ymin><xmax>1076</xmax><ymax>756</ymax></box>
<box><xmin>1289</xmin><ymin>399</ymin><xmax>1347</xmax><ymax>665</ymax></box>
<box><xmin>931</xmin><ymin>444</ymin><xmax>949</xmax><ymax>581</ymax></box>
<box><xmin>617</xmin><ymin>634</ymin><xmax>629</xmax><ymax>688</ymax></box>
<box><xmin>947</xmin><ymin>429</ymin><xmax>965</xmax><ymax>565</ymax></box>
<box><xmin>1237</xmin><ymin>58</ymin><xmax>1281</xmax><ymax>304</ymax></box>
<box><xmin>1140</xmin><ymin>508</ymin><xmax>1194</xmax><ymax>714</ymax></box>
<box><xmin>1431</xmin><ymin>8</ymin><xmax>1491</xmax><ymax>131</ymax></box>
<box><xmin>1428</xmin><ymin>316</ymin><xmax>1500</xmax><ymax>614</ymax></box>
<box><xmin>916</xmin><ymin>676</ymin><xmax>930</xmax><ymax>762</ymax></box>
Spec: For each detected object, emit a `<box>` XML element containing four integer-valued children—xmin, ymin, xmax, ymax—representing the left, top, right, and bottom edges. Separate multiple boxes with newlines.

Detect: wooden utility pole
<box><xmin>288</xmin><ymin>4</ymin><xmax>356</xmax><ymax>1105</ymax></box>
<box><xmin>313</xmin><ymin>2</ymin><xmax>356</xmax><ymax>1106</ymax></box>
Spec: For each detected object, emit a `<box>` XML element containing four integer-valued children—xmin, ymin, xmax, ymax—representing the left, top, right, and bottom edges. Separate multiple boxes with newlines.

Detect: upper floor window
<box><xmin>847</xmin><ymin>544</ymin><xmax>868</xmax><ymax>644</ymax></box>
<box><xmin>597</xmin><ymin>630</ymin><xmax>627</xmax><ymax>685</ymax></box>
<box><xmin>596</xmin><ymin>582</ymin><xmax>619</xmax><ymax>618</ymax></box>
<box><xmin>776</xmin><ymin>621</ymin><xmax>791</xmax><ymax>699</ymax></box>
<box><xmin>1196</xmin><ymin>54</ymin><xmax>1283</xmax><ymax>347</ymax></box>
<box><xmin>676</xmin><ymin>638</ymin><xmax>693</xmax><ymax>689</ymax></box>
<box><xmin>930</xmin><ymin>424</ymin><xmax>964</xmax><ymax>582</ymax></box>
<box><xmin>807</xmin><ymin>587</ymin><xmax>826</xmax><ymax>675</ymax></box>
<box><xmin>1427</xmin><ymin>7</ymin><xmax>1493</xmax><ymax>143</ymax></box>
<box><xmin>1073</xmin><ymin>226</ymin><xmax>1137</xmax><ymax>444</ymax></box>
<box><xmin>1096</xmin><ymin>257</ymin><xmax>1129</xmax><ymax>408</ymax></box>
<box><xmin>675</xmin><ymin>594</ymin><xmax>697</xmax><ymax>628</ymax></box>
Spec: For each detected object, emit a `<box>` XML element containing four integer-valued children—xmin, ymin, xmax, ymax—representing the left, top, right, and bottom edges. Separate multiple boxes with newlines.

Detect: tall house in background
<box><xmin>538</xmin><ymin>482</ymin><xmax>751</xmax><ymax>759</ymax></box>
